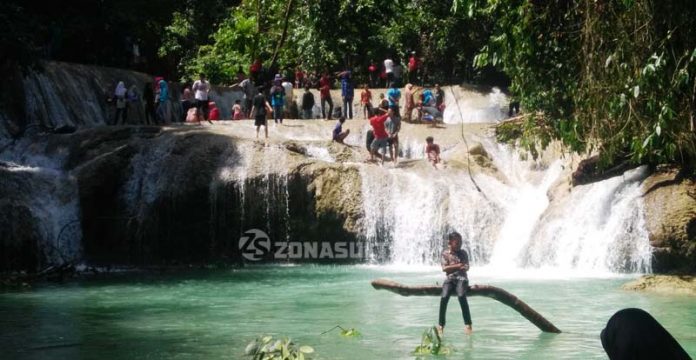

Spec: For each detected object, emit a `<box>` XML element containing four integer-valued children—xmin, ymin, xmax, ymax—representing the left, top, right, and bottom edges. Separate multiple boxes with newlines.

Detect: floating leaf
<box><xmin>605</xmin><ymin>54</ymin><xmax>613</xmax><ymax>68</ymax></box>
<box><xmin>656</xmin><ymin>124</ymin><xmax>661</xmax><ymax>136</ymax></box>
<box><xmin>340</xmin><ymin>328</ymin><xmax>361</xmax><ymax>337</ymax></box>
<box><xmin>244</xmin><ymin>341</ymin><xmax>259</xmax><ymax>355</ymax></box>
<box><xmin>299</xmin><ymin>345</ymin><xmax>314</xmax><ymax>354</ymax></box>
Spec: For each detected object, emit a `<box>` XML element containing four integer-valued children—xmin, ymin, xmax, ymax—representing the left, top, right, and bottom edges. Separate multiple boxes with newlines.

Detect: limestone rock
<box><xmin>622</xmin><ymin>275</ymin><xmax>696</xmax><ymax>295</ymax></box>
<box><xmin>641</xmin><ymin>169</ymin><xmax>696</xmax><ymax>272</ymax></box>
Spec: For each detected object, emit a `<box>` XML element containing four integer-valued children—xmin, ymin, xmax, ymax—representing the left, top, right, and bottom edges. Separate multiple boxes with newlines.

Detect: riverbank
<box><xmin>623</xmin><ymin>275</ymin><xmax>696</xmax><ymax>296</ymax></box>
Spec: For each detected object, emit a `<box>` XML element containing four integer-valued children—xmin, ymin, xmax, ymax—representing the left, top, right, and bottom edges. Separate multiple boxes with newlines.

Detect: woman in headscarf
<box><xmin>156</xmin><ymin>79</ymin><xmax>169</xmax><ymax>124</ymax></box>
<box><xmin>601</xmin><ymin>308</ymin><xmax>691</xmax><ymax>360</ymax></box>
<box><xmin>113</xmin><ymin>81</ymin><xmax>127</xmax><ymax>125</ymax></box>
<box><xmin>180</xmin><ymin>88</ymin><xmax>194</xmax><ymax>122</ymax></box>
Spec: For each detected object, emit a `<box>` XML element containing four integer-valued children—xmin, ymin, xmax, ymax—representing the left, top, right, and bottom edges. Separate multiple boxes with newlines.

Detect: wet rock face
<box><xmin>642</xmin><ymin>170</ymin><xmax>696</xmax><ymax>273</ymax></box>
<box><xmin>28</xmin><ymin>127</ymin><xmax>363</xmax><ymax>267</ymax></box>
<box><xmin>0</xmin><ymin>162</ymin><xmax>67</xmax><ymax>271</ymax></box>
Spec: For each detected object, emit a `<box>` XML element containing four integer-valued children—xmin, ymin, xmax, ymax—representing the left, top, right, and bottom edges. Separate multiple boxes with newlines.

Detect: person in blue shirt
<box><xmin>270</xmin><ymin>74</ymin><xmax>285</xmax><ymax>124</ymax></box>
<box><xmin>420</xmin><ymin>87</ymin><xmax>441</xmax><ymax>122</ymax></box>
<box><xmin>386</xmin><ymin>82</ymin><xmax>401</xmax><ymax>113</ymax></box>
<box><xmin>332</xmin><ymin>116</ymin><xmax>350</xmax><ymax>143</ymax></box>
<box><xmin>339</xmin><ymin>70</ymin><xmax>354</xmax><ymax>119</ymax></box>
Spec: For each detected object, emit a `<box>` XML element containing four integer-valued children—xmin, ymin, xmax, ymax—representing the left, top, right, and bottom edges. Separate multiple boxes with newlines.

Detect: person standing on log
<box><xmin>437</xmin><ymin>231</ymin><xmax>473</xmax><ymax>336</ymax></box>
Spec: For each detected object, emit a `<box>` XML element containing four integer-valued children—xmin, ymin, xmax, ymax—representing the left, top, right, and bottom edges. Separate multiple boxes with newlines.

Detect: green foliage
<box><xmin>495</xmin><ymin>121</ymin><xmax>523</xmax><ymax>144</ymax></box>
<box><xmin>465</xmin><ymin>0</ymin><xmax>696</xmax><ymax>170</ymax></box>
<box><xmin>412</xmin><ymin>326</ymin><xmax>452</xmax><ymax>356</ymax></box>
<box><xmin>184</xmin><ymin>10</ymin><xmax>258</xmax><ymax>83</ymax></box>
<box><xmin>244</xmin><ymin>335</ymin><xmax>314</xmax><ymax>360</ymax></box>
<box><xmin>180</xmin><ymin>0</ymin><xmax>496</xmax><ymax>85</ymax></box>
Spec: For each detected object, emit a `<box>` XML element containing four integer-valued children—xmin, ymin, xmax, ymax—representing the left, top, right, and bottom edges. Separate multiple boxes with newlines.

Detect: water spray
<box><xmin>448</xmin><ymin>86</ymin><xmax>484</xmax><ymax>194</ymax></box>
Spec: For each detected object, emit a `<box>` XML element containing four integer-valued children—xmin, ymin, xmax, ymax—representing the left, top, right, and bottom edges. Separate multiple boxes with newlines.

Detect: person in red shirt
<box><xmin>320</xmin><ymin>82</ymin><xmax>333</xmax><ymax>120</ymax></box>
<box><xmin>408</xmin><ymin>52</ymin><xmax>419</xmax><ymax>85</ymax></box>
<box><xmin>319</xmin><ymin>72</ymin><xmax>330</xmax><ymax>88</ymax></box>
<box><xmin>207</xmin><ymin>101</ymin><xmax>220</xmax><ymax>121</ymax></box>
<box><xmin>360</xmin><ymin>84</ymin><xmax>373</xmax><ymax>119</ymax></box>
<box><xmin>295</xmin><ymin>67</ymin><xmax>304</xmax><ymax>89</ymax></box>
<box><xmin>369</xmin><ymin>109</ymin><xmax>392</xmax><ymax>165</ymax></box>
<box><xmin>250</xmin><ymin>59</ymin><xmax>262</xmax><ymax>85</ymax></box>
<box><xmin>368</xmin><ymin>60</ymin><xmax>378</xmax><ymax>88</ymax></box>
<box><xmin>425</xmin><ymin>136</ymin><xmax>441</xmax><ymax>168</ymax></box>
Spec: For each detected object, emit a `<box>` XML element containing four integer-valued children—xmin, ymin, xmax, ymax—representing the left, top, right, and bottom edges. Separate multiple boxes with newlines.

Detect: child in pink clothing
<box><xmin>232</xmin><ymin>99</ymin><xmax>244</xmax><ymax>120</ymax></box>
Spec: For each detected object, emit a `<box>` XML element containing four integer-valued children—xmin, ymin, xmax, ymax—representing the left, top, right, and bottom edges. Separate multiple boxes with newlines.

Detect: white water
<box><xmin>359</xmin><ymin>94</ymin><xmax>652</xmax><ymax>274</ymax></box>
<box><xmin>442</xmin><ymin>86</ymin><xmax>508</xmax><ymax>124</ymax></box>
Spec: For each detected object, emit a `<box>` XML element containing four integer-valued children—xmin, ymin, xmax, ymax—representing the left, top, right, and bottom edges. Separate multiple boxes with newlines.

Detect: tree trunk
<box><xmin>269</xmin><ymin>0</ymin><xmax>294</xmax><ymax>71</ymax></box>
<box><xmin>371</xmin><ymin>278</ymin><xmax>561</xmax><ymax>333</ymax></box>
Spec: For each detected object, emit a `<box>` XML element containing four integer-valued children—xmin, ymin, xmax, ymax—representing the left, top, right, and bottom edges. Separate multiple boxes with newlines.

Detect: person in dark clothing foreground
<box><xmin>601</xmin><ymin>308</ymin><xmax>691</xmax><ymax>360</ymax></box>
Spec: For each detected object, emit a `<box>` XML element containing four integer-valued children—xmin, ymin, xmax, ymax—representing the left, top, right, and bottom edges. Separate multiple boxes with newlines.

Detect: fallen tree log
<box><xmin>371</xmin><ymin>278</ymin><xmax>561</xmax><ymax>333</ymax></box>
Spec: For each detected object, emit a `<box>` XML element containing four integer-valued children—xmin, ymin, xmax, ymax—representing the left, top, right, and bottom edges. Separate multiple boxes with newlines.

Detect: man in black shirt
<box><xmin>250</xmin><ymin>87</ymin><xmax>272</xmax><ymax>140</ymax></box>
<box><xmin>301</xmin><ymin>87</ymin><xmax>315</xmax><ymax>119</ymax></box>
<box><xmin>437</xmin><ymin>231</ymin><xmax>473</xmax><ymax>336</ymax></box>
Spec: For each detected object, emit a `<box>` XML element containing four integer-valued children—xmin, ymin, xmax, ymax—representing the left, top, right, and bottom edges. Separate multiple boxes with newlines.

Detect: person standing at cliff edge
<box><xmin>192</xmin><ymin>73</ymin><xmax>211</xmax><ymax>123</ymax></box>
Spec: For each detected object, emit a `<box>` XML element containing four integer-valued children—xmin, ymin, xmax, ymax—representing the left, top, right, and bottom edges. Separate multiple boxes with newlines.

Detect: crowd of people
<box><xmin>106</xmin><ymin>53</ymin><xmax>449</xmax><ymax>167</ymax></box>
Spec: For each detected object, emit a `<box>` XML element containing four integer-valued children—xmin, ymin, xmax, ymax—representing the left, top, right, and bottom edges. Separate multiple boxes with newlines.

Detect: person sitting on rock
<box><xmin>208</xmin><ymin>101</ymin><xmax>220</xmax><ymax>121</ymax></box>
<box><xmin>332</xmin><ymin>116</ymin><xmax>350</xmax><ymax>144</ymax></box>
<box><xmin>425</xmin><ymin>136</ymin><xmax>441</xmax><ymax>168</ymax></box>
<box><xmin>232</xmin><ymin>99</ymin><xmax>243</xmax><ymax>120</ymax></box>
<box><xmin>185</xmin><ymin>107</ymin><xmax>202</xmax><ymax>123</ymax></box>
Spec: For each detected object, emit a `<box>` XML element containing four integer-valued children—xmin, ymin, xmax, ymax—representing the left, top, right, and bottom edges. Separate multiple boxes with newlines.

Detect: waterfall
<box><xmin>442</xmin><ymin>86</ymin><xmax>508</xmax><ymax>124</ymax></box>
<box><xmin>360</xmin><ymin>89</ymin><xmax>652</xmax><ymax>274</ymax></box>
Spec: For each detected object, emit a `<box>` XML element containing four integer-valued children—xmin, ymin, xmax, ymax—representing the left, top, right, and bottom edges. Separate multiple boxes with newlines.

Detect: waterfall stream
<box><xmin>0</xmin><ymin>63</ymin><xmax>653</xmax><ymax>274</ymax></box>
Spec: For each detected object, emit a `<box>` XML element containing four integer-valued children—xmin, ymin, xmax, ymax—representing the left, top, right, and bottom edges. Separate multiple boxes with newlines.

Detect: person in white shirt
<box><xmin>384</xmin><ymin>57</ymin><xmax>394</xmax><ymax>88</ymax></box>
<box><xmin>281</xmin><ymin>78</ymin><xmax>294</xmax><ymax>117</ymax></box>
<box><xmin>192</xmin><ymin>73</ymin><xmax>211</xmax><ymax>121</ymax></box>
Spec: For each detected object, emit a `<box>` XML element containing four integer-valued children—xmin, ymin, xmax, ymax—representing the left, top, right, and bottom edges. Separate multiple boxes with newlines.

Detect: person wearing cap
<box><xmin>437</xmin><ymin>231</ymin><xmax>473</xmax><ymax>337</ymax></box>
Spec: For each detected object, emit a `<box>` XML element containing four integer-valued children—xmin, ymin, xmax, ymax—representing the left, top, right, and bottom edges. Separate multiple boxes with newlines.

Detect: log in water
<box><xmin>371</xmin><ymin>278</ymin><xmax>561</xmax><ymax>333</ymax></box>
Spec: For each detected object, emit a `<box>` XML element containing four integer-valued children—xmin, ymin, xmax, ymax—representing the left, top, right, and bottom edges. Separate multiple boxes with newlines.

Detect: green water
<box><xmin>1</xmin><ymin>265</ymin><xmax>695</xmax><ymax>360</ymax></box>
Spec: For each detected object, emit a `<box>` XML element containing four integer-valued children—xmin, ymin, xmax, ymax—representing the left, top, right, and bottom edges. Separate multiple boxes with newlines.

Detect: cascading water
<box><xmin>360</xmin><ymin>90</ymin><xmax>652</xmax><ymax>274</ymax></box>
